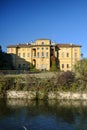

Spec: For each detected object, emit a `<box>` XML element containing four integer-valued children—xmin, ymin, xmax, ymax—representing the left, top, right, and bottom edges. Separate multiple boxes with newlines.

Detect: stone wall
<box><xmin>5</xmin><ymin>91</ymin><xmax>87</xmax><ymax>100</ymax></box>
<box><xmin>48</xmin><ymin>91</ymin><xmax>87</xmax><ymax>100</ymax></box>
<box><xmin>7</xmin><ymin>91</ymin><xmax>36</xmax><ymax>100</ymax></box>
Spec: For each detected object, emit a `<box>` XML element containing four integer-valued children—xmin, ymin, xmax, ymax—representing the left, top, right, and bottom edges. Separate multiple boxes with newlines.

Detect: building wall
<box><xmin>32</xmin><ymin>39</ymin><xmax>51</xmax><ymax>70</ymax></box>
<box><xmin>33</xmin><ymin>46</ymin><xmax>50</xmax><ymax>70</ymax></box>
<box><xmin>59</xmin><ymin>47</ymin><xmax>72</xmax><ymax>71</ymax></box>
<box><xmin>36</xmin><ymin>39</ymin><xmax>51</xmax><ymax>45</ymax></box>
<box><xmin>58</xmin><ymin>46</ymin><xmax>81</xmax><ymax>71</ymax></box>
<box><xmin>17</xmin><ymin>47</ymin><xmax>32</xmax><ymax>69</ymax></box>
<box><xmin>7</xmin><ymin>47</ymin><xmax>17</xmax><ymax>68</ymax></box>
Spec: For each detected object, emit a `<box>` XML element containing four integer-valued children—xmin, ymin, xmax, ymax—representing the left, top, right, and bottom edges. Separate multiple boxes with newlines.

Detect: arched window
<box><xmin>42</xmin><ymin>42</ymin><xmax>44</xmax><ymax>45</ymax></box>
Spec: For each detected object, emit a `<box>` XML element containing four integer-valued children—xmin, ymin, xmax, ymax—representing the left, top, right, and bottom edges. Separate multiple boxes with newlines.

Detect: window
<box><xmin>46</xmin><ymin>47</ymin><xmax>48</xmax><ymax>50</ymax></box>
<box><xmin>42</xmin><ymin>42</ymin><xmax>44</xmax><ymax>45</ymax></box>
<box><xmin>42</xmin><ymin>52</ymin><xmax>44</xmax><ymax>57</ymax></box>
<box><xmin>66</xmin><ymin>53</ymin><xmax>69</xmax><ymax>57</ymax></box>
<box><xmin>37</xmin><ymin>48</ymin><xmax>39</xmax><ymax>50</ymax></box>
<box><xmin>46</xmin><ymin>52</ymin><xmax>48</xmax><ymax>58</ymax></box>
<box><xmin>23</xmin><ymin>53</ymin><xmax>25</xmax><ymax>57</ymax></box>
<box><xmin>18</xmin><ymin>64</ymin><xmax>21</xmax><ymax>69</ymax></box>
<box><xmin>41</xmin><ymin>64</ymin><xmax>44</xmax><ymax>70</ymax></box>
<box><xmin>27</xmin><ymin>53</ymin><xmax>30</xmax><ymax>57</ymax></box>
<box><xmin>11</xmin><ymin>48</ymin><xmax>13</xmax><ymax>52</ymax></box>
<box><xmin>23</xmin><ymin>64</ymin><xmax>25</xmax><ymax>68</ymax></box>
<box><xmin>42</xmin><ymin>47</ymin><xmax>44</xmax><ymax>50</ymax></box>
<box><xmin>37</xmin><ymin>52</ymin><xmax>39</xmax><ymax>57</ymax></box>
<box><xmin>62</xmin><ymin>64</ymin><xmax>64</xmax><ymax>68</ymax></box>
<box><xmin>67</xmin><ymin>64</ymin><xmax>69</xmax><ymax>68</ymax></box>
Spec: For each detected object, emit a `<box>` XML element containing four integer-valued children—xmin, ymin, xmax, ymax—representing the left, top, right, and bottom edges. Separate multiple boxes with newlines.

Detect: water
<box><xmin>0</xmin><ymin>99</ymin><xmax>87</xmax><ymax>130</ymax></box>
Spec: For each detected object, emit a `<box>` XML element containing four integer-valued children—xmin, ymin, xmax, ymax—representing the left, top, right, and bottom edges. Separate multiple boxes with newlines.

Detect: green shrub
<box><xmin>30</xmin><ymin>63</ymin><xmax>34</xmax><ymax>69</ymax></box>
<box><xmin>50</xmin><ymin>61</ymin><xmax>58</xmax><ymax>71</ymax></box>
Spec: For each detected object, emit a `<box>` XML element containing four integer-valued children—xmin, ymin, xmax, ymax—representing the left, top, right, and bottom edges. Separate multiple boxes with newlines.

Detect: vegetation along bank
<box><xmin>0</xmin><ymin>59</ymin><xmax>87</xmax><ymax>99</ymax></box>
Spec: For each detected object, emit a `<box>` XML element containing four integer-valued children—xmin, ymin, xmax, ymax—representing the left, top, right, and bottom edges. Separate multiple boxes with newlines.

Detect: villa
<box><xmin>7</xmin><ymin>39</ymin><xmax>81</xmax><ymax>71</ymax></box>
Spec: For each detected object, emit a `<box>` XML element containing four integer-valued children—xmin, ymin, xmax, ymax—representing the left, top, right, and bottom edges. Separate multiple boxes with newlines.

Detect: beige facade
<box><xmin>7</xmin><ymin>39</ymin><xmax>81</xmax><ymax>71</ymax></box>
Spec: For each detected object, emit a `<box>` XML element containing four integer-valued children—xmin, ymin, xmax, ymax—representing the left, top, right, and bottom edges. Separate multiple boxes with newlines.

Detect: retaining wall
<box><xmin>5</xmin><ymin>91</ymin><xmax>87</xmax><ymax>100</ymax></box>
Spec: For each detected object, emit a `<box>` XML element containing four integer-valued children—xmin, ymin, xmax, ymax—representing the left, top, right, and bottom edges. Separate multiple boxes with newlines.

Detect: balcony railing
<box><xmin>33</xmin><ymin>56</ymin><xmax>46</xmax><ymax>58</ymax></box>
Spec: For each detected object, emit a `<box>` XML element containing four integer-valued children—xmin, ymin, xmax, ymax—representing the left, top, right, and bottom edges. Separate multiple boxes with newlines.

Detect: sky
<box><xmin>0</xmin><ymin>0</ymin><xmax>87</xmax><ymax>57</ymax></box>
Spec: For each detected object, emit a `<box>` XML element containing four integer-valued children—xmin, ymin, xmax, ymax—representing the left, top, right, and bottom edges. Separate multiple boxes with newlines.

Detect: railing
<box><xmin>33</xmin><ymin>56</ymin><xmax>45</xmax><ymax>58</ymax></box>
<box><xmin>0</xmin><ymin>70</ymin><xmax>29</xmax><ymax>75</ymax></box>
<box><xmin>0</xmin><ymin>70</ymin><xmax>40</xmax><ymax>75</ymax></box>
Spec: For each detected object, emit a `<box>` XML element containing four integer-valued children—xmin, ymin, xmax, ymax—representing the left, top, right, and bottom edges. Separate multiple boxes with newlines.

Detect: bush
<box><xmin>56</xmin><ymin>71</ymin><xmax>75</xmax><ymax>88</ymax></box>
<box><xmin>30</xmin><ymin>63</ymin><xmax>34</xmax><ymax>69</ymax></box>
<box><xmin>50</xmin><ymin>61</ymin><xmax>58</xmax><ymax>71</ymax></box>
<box><xmin>50</xmin><ymin>55</ymin><xmax>58</xmax><ymax>71</ymax></box>
<box><xmin>75</xmin><ymin>59</ymin><xmax>87</xmax><ymax>80</ymax></box>
<box><xmin>0</xmin><ymin>76</ymin><xmax>15</xmax><ymax>92</ymax></box>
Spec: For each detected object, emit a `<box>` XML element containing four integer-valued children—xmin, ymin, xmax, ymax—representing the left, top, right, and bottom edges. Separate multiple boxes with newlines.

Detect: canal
<box><xmin>0</xmin><ymin>99</ymin><xmax>87</xmax><ymax>130</ymax></box>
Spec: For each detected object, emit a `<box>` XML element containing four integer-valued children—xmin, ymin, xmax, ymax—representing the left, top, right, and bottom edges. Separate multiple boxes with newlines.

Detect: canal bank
<box><xmin>0</xmin><ymin>71</ymin><xmax>87</xmax><ymax>100</ymax></box>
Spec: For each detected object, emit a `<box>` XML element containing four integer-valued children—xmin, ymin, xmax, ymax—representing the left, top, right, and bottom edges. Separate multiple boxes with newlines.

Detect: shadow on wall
<box><xmin>11</xmin><ymin>53</ymin><xmax>32</xmax><ymax>70</ymax></box>
<box><xmin>0</xmin><ymin>51</ymin><xmax>35</xmax><ymax>74</ymax></box>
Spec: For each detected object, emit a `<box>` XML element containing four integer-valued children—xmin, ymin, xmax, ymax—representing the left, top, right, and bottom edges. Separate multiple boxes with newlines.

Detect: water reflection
<box><xmin>7</xmin><ymin>98</ymin><xmax>87</xmax><ymax>107</ymax></box>
<box><xmin>0</xmin><ymin>99</ymin><xmax>87</xmax><ymax>130</ymax></box>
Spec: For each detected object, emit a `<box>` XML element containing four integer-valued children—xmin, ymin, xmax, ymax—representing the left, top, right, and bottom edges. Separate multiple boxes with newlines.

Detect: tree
<box><xmin>74</xmin><ymin>59</ymin><xmax>87</xmax><ymax>83</ymax></box>
<box><xmin>57</xmin><ymin>71</ymin><xmax>75</xmax><ymax>87</ymax></box>
<box><xmin>0</xmin><ymin>45</ymin><xmax>14</xmax><ymax>70</ymax></box>
<box><xmin>50</xmin><ymin>55</ymin><xmax>58</xmax><ymax>71</ymax></box>
<box><xmin>0</xmin><ymin>45</ymin><xmax>2</xmax><ymax>53</ymax></box>
<box><xmin>75</xmin><ymin>59</ymin><xmax>87</xmax><ymax>76</ymax></box>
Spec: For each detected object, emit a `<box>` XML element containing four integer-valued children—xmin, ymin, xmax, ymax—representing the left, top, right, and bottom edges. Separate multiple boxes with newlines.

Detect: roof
<box><xmin>57</xmin><ymin>43</ymin><xmax>81</xmax><ymax>47</ymax></box>
<box><xmin>7</xmin><ymin>43</ymin><xmax>31</xmax><ymax>48</ymax></box>
<box><xmin>7</xmin><ymin>43</ymin><xmax>81</xmax><ymax>48</ymax></box>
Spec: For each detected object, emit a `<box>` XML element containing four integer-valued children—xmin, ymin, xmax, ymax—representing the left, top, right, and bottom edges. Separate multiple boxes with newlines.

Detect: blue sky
<box><xmin>0</xmin><ymin>0</ymin><xmax>87</xmax><ymax>57</ymax></box>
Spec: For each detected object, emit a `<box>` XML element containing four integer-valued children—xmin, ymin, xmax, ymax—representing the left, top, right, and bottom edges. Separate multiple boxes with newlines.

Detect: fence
<box><xmin>0</xmin><ymin>70</ymin><xmax>39</xmax><ymax>75</ymax></box>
